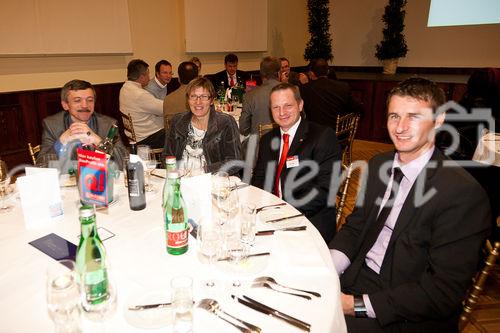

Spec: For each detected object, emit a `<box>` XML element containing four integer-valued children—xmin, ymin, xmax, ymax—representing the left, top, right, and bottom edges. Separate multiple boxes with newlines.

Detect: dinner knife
<box><xmin>217</xmin><ymin>251</ymin><xmax>270</xmax><ymax>261</ymax></box>
<box><xmin>256</xmin><ymin>225</ymin><xmax>307</xmax><ymax>236</ymax></box>
<box><xmin>265</xmin><ymin>213</ymin><xmax>304</xmax><ymax>223</ymax></box>
<box><xmin>231</xmin><ymin>295</ymin><xmax>311</xmax><ymax>332</ymax></box>
<box><xmin>128</xmin><ymin>302</ymin><xmax>172</xmax><ymax>311</ymax></box>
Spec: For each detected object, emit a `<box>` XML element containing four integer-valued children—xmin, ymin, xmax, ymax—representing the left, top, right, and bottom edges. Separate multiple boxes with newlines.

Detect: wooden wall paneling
<box><xmin>0</xmin><ymin>93</ymin><xmax>28</xmax><ymax>168</ymax></box>
<box><xmin>450</xmin><ymin>83</ymin><xmax>467</xmax><ymax>102</ymax></box>
<box><xmin>344</xmin><ymin>79</ymin><xmax>374</xmax><ymax>140</ymax></box>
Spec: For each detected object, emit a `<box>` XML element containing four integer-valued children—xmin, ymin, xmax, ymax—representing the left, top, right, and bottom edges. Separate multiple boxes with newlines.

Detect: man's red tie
<box><xmin>229</xmin><ymin>76</ymin><xmax>235</xmax><ymax>87</ymax></box>
<box><xmin>274</xmin><ymin>133</ymin><xmax>290</xmax><ymax>197</ymax></box>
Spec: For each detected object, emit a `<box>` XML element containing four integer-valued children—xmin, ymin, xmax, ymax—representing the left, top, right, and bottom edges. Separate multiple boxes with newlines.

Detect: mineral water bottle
<box><xmin>127</xmin><ymin>154</ymin><xmax>146</xmax><ymax>210</ymax></box>
<box><xmin>165</xmin><ymin>171</ymin><xmax>188</xmax><ymax>255</ymax></box>
<box><xmin>76</xmin><ymin>205</ymin><xmax>109</xmax><ymax>306</ymax></box>
<box><xmin>162</xmin><ymin>156</ymin><xmax>177</xmax><ymax>212</ymax></box>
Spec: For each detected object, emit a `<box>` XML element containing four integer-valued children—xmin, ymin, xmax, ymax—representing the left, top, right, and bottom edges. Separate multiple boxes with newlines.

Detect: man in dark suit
<box><xmin>330</xmin><ymin>77</ymin><xmax>491</xmax><ymax>332</ymax></box>
<box><xmin>210</xmin><ymin>53</ymin><xmax>249</xmax><ymax>91</ymax></box>
<box><xmin>251</xmin><ymin>83</ymin><xmax>341</xmax><ymax>243</ymax></box>
<box><xmin>40</xmin><ymin>79</ymin><xmax>127</xmax><ymax>171</ymax></box>
<box><xmin>300</xmin><ymin>58</ymin><xmax>359</xmax><ymax>129</ymax></box>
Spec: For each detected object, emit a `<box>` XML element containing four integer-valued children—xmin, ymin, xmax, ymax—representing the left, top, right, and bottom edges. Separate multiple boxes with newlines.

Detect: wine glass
<box><xmin>46</xmin><ymin>259</ymin><xmax>82</xmax><ymax>333</ymax></box>
<box><xmin>211</xmin><ymin>171</ymin><xmax>231</xmax><ymax>226</ymax></box>
<box><xmin>0</xmin><ymin>160</ymin><xmax>14</xmax><ymax>213</ymax></box>
<box><xmin>240</xmin><ymin>203</ymin><xmax>257</xmax><ymax>246</ymax></box>
<box><xmin>198</xmin><ymin>225</ymin><xmax>221</xmax><ymax>287</ymax></box>
<box><xmin>137</xmin><ymin>145</ymin><xmax>156</xmax><ymax>192</ymax></box>
<box><xmin>227</xmin><ymin>238</ymin><xmax>248</xmax><ymax>288</ymax></box>
<box><xmin>185</xmin><ymin>154</ymin><xmax>206</xmax><ymax>177</ymax></box>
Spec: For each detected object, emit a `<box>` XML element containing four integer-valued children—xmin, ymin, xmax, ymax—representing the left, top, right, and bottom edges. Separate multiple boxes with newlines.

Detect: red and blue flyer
<box><xmin>77</xmin><ymin>148</ymin><xmax>108</xmax><ymax>206</ymax></box>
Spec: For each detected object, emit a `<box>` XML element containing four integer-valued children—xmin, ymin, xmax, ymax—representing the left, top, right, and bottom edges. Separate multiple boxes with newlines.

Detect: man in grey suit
<box><xmin>40</xmin><ymin>79</ymin><xmax>127</xmax><ymax>171</ymax></box>
<box><xmin>145</xmin><ymin>59</ymin><xmax>173</xmax><ymax>100</ymax></box>
<box><xmin>239</xmin><ymin>56</ymin><xmax>281</xmax><ymax>136</ymax></box>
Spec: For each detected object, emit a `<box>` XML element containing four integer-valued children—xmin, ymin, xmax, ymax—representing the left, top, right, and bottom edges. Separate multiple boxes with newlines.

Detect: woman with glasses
<box><xmin>164</xmin><ymin>77</ymin><xmax>242</xmax><ymax>175</ymax></box>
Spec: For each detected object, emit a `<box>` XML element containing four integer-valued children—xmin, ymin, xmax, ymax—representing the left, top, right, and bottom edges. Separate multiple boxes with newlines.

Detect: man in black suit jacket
<box><xmin>209</xmin><ymin>53</ymin><xmax>249</xmax><ymax>91</ymax></box>
<box><xmin>251</xmin><ymin>83</ymin><xmax>341</xmax><ymax>243</ymax></box>
<box><xmin>300</xmin><ymin>58</ymin><xmax>359</xmax><ymax>129</ymax></box>
<box><xmin>330</xmin><ymin>78</ymin><xmax>491</xmax><ymax>332</ymax></box>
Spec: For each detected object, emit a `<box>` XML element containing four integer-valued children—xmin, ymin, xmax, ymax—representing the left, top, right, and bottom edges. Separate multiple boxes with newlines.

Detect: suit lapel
<box><xmin>287</xmin><ymin>118</ymin><xmax>307</xmax><ymax>157</ymax></box>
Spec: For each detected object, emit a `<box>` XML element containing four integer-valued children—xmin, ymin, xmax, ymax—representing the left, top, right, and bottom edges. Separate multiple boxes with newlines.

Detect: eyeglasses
<box><xmin>189</xmin><ymin>94</ymin><xmax>211</xmax><ymax>101</ymax></box>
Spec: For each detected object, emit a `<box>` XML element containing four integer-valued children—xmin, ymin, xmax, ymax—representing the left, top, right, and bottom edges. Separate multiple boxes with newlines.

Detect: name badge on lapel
<box><xmin>286</xmin><ymin>155</ymin><xmax>299</xmax><ymax>168</ymax></box>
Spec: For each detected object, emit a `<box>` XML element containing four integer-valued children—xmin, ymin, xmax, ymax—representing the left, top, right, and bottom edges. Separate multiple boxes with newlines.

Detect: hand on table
<box><xmin>341</xmin><ymin>292</ymin><xmax>355</xmax><ymax>316</ymax></box>
<box><xmin>59</xmin><ymin>122</ymin><xmax>102</xmax><ymax>146</ymax></box>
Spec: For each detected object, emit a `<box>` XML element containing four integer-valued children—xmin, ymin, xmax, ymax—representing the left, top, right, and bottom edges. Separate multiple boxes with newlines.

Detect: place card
<box><xmin>180</xmin><ymin>173</ymin><xmax>212</xmax><ymax>227</ymax></box>
<box><xmin>17</xmin><ymin>167</ymin><xmax>63</xmax><ymax>229</ymax></box>
<box><xmin>29</xmin><ymin>233</ymin><xmax>77</xmax><ymax>261</ymax></box>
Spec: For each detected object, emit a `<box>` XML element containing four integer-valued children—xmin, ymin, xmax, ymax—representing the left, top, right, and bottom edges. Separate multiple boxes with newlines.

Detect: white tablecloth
<box><xmin>0</xmin><ymin>175</ymin><xmax>346</xmax><ymax>332</ymax></box>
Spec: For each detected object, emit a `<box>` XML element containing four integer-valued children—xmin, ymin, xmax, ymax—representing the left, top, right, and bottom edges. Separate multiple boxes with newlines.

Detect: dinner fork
<box><xmin>252</xmin><ymin>281</ymin><xmax>312</xmax><ymax>300</ymax></box>
<box><xmin>197</xmin><ymin>299</ymin><xmax>258</xmax><ymax>333</ymax></box>
<box><xmin>254</xmin><ymin>277</ymin><xmax>321</xmax><ymax>298</ymax></box>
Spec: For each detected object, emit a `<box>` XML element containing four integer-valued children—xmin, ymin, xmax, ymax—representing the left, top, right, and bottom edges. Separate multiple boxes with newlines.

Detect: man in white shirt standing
<box><xmin>145</xmin><ymin>59</ymin><xmax>173</xmax><ymax>100</ymax></box>
<box><xmin>119</xmin><ymin>59</ymin><xmax>164</xmax><ymax>148</ymax></box>
<box><xmin>330</xmin><ymin>78</ymin><xmax>491</xmax><ymax>332</ymax></box>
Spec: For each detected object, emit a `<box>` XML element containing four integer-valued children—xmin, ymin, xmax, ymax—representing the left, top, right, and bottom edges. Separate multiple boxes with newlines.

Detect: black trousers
<box><xmin>137</xmin><ymin>129</ymin><xmax>165</xmax><ymax>149</ymax></box>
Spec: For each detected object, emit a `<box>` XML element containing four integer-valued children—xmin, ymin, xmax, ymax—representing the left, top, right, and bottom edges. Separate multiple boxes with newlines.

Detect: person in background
<box><xmin>119</xmin><ymin>59</ymin><xmax>165</xmax><ymax>148</ymax></box>
<box><xmin>189</xmin><ymin>57</ymin><xmax>202</xmax><ymax>75</ymax></box>
<box><xmin>145</xmin><ymin>59</ymin><xmax>173</xmax><ymax>100</ymax></box>
<box><xmin>330</xmin><ymin>77</ymin><xmax>491</xmax><ymax>332</ymax></box>
<box><xmin>210</xmin><ymin>53</ymin><xmax>248</xmax><ymax>90</ymax></box>
<box><xmin>300</xmin><ymin>58</ymin><xmax>359</xmax><ymax>130</ymax></box>
<box><xmin>251</xmin><ymin>83</ymin><xmax>341</xmax><ymax>243</ymax></box>
<box><xmin>40</xmin><ymin>79</ymin><xmax>127</xmax><ymax>170</ymax></box>
<box><xmin>239</xmin><ymin>56</ymin><xmax>281</xmax><ymax>136</ymax></box>
<box><xmin>164</xmin><ymin>77</ymin><xmax>241</xmax><ymax>175</ymax></box>
<box><xmin>163</xmin><ymin>61</ymin><xmax>199</xmax><ymax>128</ymax></box>
<box><xmin>279</xmin><ymin>57</ymin><xmax>291</xmax><ymax>83</ymax></box>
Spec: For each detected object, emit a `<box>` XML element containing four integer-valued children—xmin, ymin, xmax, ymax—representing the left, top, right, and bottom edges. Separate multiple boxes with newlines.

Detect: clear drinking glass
<box><xmin>171</xmin><ymin>276</ymin><xmax>193</xmax><ymax>333</ymax></box>
<box><xmin>211</xmin><ymin>171</ymin><xmax>231</xmax><ymax>226</ymax></box>
<box><xmin>137</xmin><ymin>145</ymin><xmax>156</xmax><ymax>192</ymax></box>
<box><xmin>46</xmin><ymin>259</ymin><xmax>82</xmax><ymax>333</ymax></box>
<box><xmin>227</xmin><ymin>238</ymin><xmax>249</xmax><ymax>287</ymax></box>
<box><xmin>240</xmin><ymin>203</ymin><xmax>257</xmax><ymax>246</ymax></box>
<box><xmin>199</xmin><ymin>225</ymin><xmax>221</xmax><ymax>287</ymax></box>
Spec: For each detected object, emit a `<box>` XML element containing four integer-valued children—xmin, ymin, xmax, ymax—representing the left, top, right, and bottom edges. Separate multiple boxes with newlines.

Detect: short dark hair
<box><xmin>154</xmin><ymin>60</ymin><xmax>171</xmax><ymax>73</ymax></box>
<box><xmin>387</xmin><ymin>77</ymin><xmax>446</xmax><ymax>112</ymax></box>
<box><xmin>127</xmin><ymin>59</ymin><xmax>149</xmax><ymax>81</ymax></box>
<box><xmin>185</xmin><ymin>77</ymin><xmax>216</xmax><ymax>101</ymax></box>
<box><xmin>178</xmin><ymin>61</ymin><xmax>199</xmax><ymax>85</ymax></box>
<box><xmin>61</xmin><ymin>79</ymin><xmax>95</xmax><ymax>102</ymax></box>
<box><xmin>279</xmin><ymin>57</ymin><xmax>289</xmax><ymax>64</ymax></box>
<box><xmin>309</xmin><ymin>58</ymin><xmax>329</xmax><ymax>77</ymax></box>
<box><xmin>270</xmin><ymin>82</ymin><xmax>302</xmax><ymax>103</ymax></box>
<box><xmin>224</xmin><ymin>53</ymin><xmax>238</xmax><ymax>64</ymax></box>
<box><xmin>260</xmin><ymin>57</ymin><xmax>281</xmax><ymax>80</ymax></box>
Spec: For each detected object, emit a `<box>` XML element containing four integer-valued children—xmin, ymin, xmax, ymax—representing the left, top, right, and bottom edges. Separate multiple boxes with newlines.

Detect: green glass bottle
<box><xmin>96</xmin><ymin>124</ymin><xmax>118</xmax><ymax>158</ymax></box>
<box><xmin>165</xmin><ymin>171</ymin><xmax>188</xmax><ymax>255</ymax></box>
<box><xmin>76</xmin><ymin>205</ymin><xmax>109</xmax><ymax>305</ymax></box>
<box><xmin>161</xmin><ymin>156</ymin><xmax>177</xmax><ymax>212</ymax></box>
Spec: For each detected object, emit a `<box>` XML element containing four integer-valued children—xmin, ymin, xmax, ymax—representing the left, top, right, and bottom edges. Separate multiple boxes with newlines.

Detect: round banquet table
<box><xmin>0</xmin><ymin>174</ymin><xmax>346</xmax><ymax>333</ymax></box>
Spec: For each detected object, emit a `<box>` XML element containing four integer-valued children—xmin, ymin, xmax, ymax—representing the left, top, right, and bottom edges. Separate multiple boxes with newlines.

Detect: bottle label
<box><xmin>167</xmin><ymin>229</ymin><xmax>188</xmax><ymax>248</ymax></box>
<box><xmin>128</xmin><ymin>179</ymin><xmax>139</xmax><ymax>197</ymax></box>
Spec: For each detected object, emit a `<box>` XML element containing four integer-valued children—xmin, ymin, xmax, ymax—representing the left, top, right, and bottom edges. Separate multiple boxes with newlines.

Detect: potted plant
<box><xmin>375</xmin><ymin>0</ymin><xmax>408</xmax><ymax>74</ymax></box>
<box><xmin>304</xmin><ymin>0</ymin><xmax>333</xmax><ymax>62</ymax></box>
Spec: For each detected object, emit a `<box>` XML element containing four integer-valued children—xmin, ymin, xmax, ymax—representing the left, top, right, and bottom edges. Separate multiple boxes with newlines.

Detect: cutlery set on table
<box><xmin>129</xmin><ymin>276</ymin><xmax>320</xmax><ymax>332</ymax></box>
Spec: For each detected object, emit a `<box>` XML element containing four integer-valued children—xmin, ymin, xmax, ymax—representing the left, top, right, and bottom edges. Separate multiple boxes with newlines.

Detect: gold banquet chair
<box><xmin>121</xmin><ymin>112</ymin><xmax>137</xmax><ymax>143</ymax></box>
<box><xmin>335</xmin><ymin>113</ymin><xmax>360</xmax><ymax>166</ymax></box>
<box><xmin>258</xmin><ymin>123</ymin><xmax>279</xmax><ymax>139</ymax></box>
<box><xmin>459</xmin><ymin>239</ymin><xmax>500</xmax><ymax>331</ymax></box>
<box><xmin>336</xmin><ymin>163</ymin><xmax>354</xmax><ymax>229</ymax></box>
<box><xmin>27</xmin><ymin>143</ymin><xmax>41</xmax><ymax>165</ymax></box>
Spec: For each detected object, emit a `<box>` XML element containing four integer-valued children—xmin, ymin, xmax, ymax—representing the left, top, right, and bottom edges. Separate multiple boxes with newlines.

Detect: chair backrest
<box><xmin>151</xmin><ymin>148</ymin><xmax>164</xmax><ymax>166</ymax></box>
<box><xmin>27</xmin><ymin>143</ymin><xmax>41</xmax><ymax>165</ymax></box>
<box><xmin>258</xmin><ymin>123</ymin><xmax>279</xmax><ymax>139</ymax></box>
<box><xmin>121</xmin><ymin>113</ymin><xmax>137</xmax><ymax>143</ymax></box>
<box><xmin>336</xmin><ymin>113</ymin><xmax>360</xmax><ymax>166</ymax></box>
<box><xmin>336</xmin><ymin>163</ymin><xmax>353</xmax><ymax>228</ymax></box>
<box><xmin>459</xmin><ymin>239</ymin><xmax>500</xmax><ymax>331</ymax></box>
